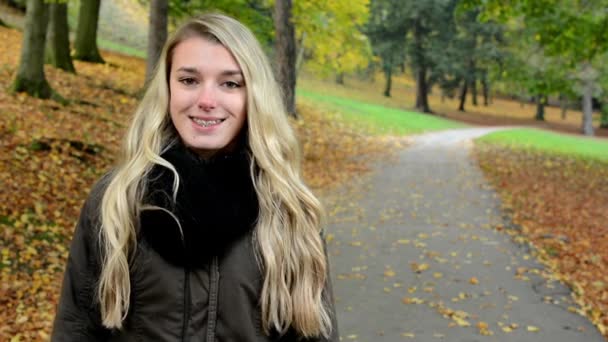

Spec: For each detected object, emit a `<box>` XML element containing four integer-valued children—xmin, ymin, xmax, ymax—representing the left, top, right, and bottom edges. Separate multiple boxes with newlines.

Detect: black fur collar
<box><xmin>139</xmin><ymin>142</ymin><xmax>259</xmax><ymax>268</ymax></box>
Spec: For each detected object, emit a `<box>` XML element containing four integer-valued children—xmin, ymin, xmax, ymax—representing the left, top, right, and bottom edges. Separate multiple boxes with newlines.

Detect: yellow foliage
<box><xmin>293</xmin><ymin>0</ymin><xmax>372</xmax><ymax>76</ymax></box>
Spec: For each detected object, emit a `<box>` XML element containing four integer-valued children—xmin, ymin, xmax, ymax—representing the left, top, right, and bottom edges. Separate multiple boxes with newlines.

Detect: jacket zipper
<box><xmin>205</xmin><ymin>256</ymin><xmax>220</xmax><ymax>342</ymax></box>
<box><xmin>181</xmin><ymin>268</ymin><xmax>191</xmax><ymax>342</ymax></box>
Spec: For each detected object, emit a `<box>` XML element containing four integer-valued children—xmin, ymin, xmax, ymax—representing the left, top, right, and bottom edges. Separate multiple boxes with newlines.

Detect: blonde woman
<box><xmin>52</xmin><ymin>13</ymin><xmax>338</xmax><ymax>341</ymax></box>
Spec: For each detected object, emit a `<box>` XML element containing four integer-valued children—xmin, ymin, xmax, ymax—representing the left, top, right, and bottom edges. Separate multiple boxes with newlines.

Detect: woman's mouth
<box><xmin>191</xmin><ymin>117</ymin><xmax>225</xmax><ymax>127</ymax></box>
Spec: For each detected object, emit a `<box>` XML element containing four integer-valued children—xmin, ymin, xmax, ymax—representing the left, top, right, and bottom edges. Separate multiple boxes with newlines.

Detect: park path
<box><xmin>325</xmin><ymin>127</ymin><xmax>604</xmax><ymax>341</ymax></box>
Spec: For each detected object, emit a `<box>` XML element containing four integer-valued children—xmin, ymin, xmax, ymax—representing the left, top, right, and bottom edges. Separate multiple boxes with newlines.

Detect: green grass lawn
<box><xmin>476</xmin><ymin>128</ymin><xmax>608</xmax><ymax>162</ymax></box>
<box><xmin>298</xmin><ymin>89</ymin><xmax>467</xmax><ymax>135</ymax></box>
<box><xmin>98</xmin><ymin>38</ymin><xmax>146</xmax><ymax>58</ymax></box>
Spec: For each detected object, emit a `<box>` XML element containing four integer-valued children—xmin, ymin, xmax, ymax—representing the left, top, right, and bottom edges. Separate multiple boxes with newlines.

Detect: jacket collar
<box><xmin>139</xmin><ymin>141</ymin><xmax>259</xmax><ymax>268</ymax></box>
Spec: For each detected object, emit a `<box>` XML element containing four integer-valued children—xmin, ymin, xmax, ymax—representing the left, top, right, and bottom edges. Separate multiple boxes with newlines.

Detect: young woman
<box><xmin>52</xmin><ymin>13</ymin><xmax>338</xmax><ymax>341</ymax></box>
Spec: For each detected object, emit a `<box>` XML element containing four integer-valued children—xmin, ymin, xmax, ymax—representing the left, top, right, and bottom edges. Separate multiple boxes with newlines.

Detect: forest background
<box><xmin>1</xmin><ymin>0</ymin><xmax>608</xmax><ymax>340</ymax></box>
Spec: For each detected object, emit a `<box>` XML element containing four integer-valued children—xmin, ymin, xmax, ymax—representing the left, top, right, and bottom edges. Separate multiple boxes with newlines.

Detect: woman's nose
<box><xmin>197</xmin><ymin>84</ymin><xmax>217</xmax><ymax>111</ymax></box>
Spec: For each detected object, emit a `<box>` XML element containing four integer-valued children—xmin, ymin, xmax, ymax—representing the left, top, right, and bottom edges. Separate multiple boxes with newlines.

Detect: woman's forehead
<box><xmin>171</xmin><ymin>37</ymin><xmax>242</xmax><ymax>73</ymax></box>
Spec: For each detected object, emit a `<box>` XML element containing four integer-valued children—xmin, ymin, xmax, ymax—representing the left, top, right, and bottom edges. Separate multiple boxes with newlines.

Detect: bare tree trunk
<box><xmin>458</xmin><ymin>79</ymin><xmax>468</xmax><ymax>112</ymax></box>
<box><xmin>383</xmin><ymin>63</ymin><xmax>392</xmax><ymax>97</ymax></box>
<box><xmin>12</xmin><ymin>0</ymin><xmax>54</xmax><ymax>99</ymax></box>
<box><xmin>413</xmin><ymin>18</ymin><xmax>430</xmax><ymax>113</ymax></box>
<box><xmin>295</xmin><ymin>32</ymin><xmax>306</xmax><ymax>78</ymax></box>
<box><xmin>535</xmin><ymin>94</ymin><xmax>546</xmax><ymax>121</ymax></box>
<box><xmin>145</xmin><ymin>0</ymin><xmax>168</xmax><ymax>85</ymax></box>
<box><xmin>335</xmin><ymin>72</ymin><xmax>344</xmax><ymax>85</ymax></box>
<box><xmin>471</xmin><ymin>78</ymin><xmax>478</xmax><ymax>106</ymax></box>
<box><xmin>415</xmin><ymin>66</ymin><xmax>430</xmax><ymax>113</ymax></box>
<box><xmin>74</xmin><ymin>0</ymin><xmax>104</xmax><ymax>63</ymax></box>
<box><xmin>274</xmin><ymin>0</ymin><xmax>297</xmax><ymax>117</ymax></box>
<box><xmin>46</xmin><ymin>1</ymin><xmax>75</xmax><ymax>73</ymax></box>
<box><xmin>481</xmin><ymin>76</ymin><xmax>489</xmax><ymax>106</ymax></box>
<box><xmin>582</xmin><ymin>84</ymin><xmax>594</xmax><ymax>135</ymax></box>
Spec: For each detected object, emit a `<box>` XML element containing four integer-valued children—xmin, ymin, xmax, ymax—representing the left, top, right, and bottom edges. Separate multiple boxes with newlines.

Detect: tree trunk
<box><xmin>458</xmin><ymin>79</ymin><xmax>468</xmax><ymax>112</ymax></box>
<box><xmin>413</xmin><ymin>18</ymin><xmax>430</xmax><ymax>113</ymax></box>
<box><xmin>383</xmin><ymin>63</ymin><xmax>392</xmax><ymax>97</ymax></box>
<box><xmin>481</xmin><ymin>76</ymin><xmax>489</xmax><ymax>106</ymax></box>
<box><xmin>535</xmin><ymin>94</ymin><xmax>545</xmax><ymax>121</ymax></box>
<box><xmin>46</xmin><ymin>1</ymin><xmax>75</xmax><ymax>73</ymax></box>
<box><xmin>471</xmin><ymin>78</ymin><xmax>478</xmax><ymax>106</ymax></box>
<box><xmin>11</xmin><ymin>0</ymin><xmax>53</xmax><ymax>99</ymax></box>
<box><xmin>274</xmin><ymin>0</ymin><xmax>297</xmax><ymax>117</ymax></box>
<box><xmin>335</xmin><ymin>72</ymin><xmax>344</xmax><ymax>85</ymax></box>
<box><xmin>582</xmin><ymin>83</ymin><xmax>594</xmax><ymax>135</ymax></box>
<box><xmin>295</xmin><ymin>32</ymin><xmax>306</xmax><ymax>78</ymax></box>
<box><xmin>415</xmin><ymin>66</ymin><xmax>430</xmax><ymax>113</ymax></box>
<box><xmin>145</xmin><ymin>0</ymin><xmax>168</xmax><ymax>85</ymax></box>
<box><xmin>74</xmin><ymin>0</ymin><xmax>104</xmax><ymax>63</ymax></box>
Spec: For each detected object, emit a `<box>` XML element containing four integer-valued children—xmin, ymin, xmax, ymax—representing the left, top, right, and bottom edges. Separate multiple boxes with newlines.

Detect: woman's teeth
<box><xmin>193</xmin><ymin>118</ymin><xmax>223</xmax><ymax>127</ymax></box>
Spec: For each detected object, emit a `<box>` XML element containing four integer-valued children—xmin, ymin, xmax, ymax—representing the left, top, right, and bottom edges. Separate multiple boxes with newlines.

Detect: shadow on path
<box><xmin>326</xmin><ymin>127</ymin><xmax>603</xmax><ymax>341</ymax></box>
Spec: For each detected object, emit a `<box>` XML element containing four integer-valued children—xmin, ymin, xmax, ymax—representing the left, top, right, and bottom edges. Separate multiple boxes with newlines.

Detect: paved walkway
<box><xmin>326</xmin><ymin>128</ymin><xmax>604</xmax><ymax>341</ymax></box>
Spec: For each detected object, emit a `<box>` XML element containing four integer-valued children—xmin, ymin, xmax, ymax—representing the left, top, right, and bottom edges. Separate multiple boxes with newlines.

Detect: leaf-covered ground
<box><xmin>475</xmin><ymin>144</ymin><xmax>608</xmax><ymax>337</ymax></box>
<box><xmin>0</xmin><ymin>26</ymin><xmax>392</xmax><ymax>341</ymax></box>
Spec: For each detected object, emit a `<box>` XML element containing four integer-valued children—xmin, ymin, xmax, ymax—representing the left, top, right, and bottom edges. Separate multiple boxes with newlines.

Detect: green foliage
<box><xmin>477</xmin><ymin>128</ymin><xmax>608</xmax><ymax>162</ymax></box>
<box><xmin>464</xmin><ymin>0</ymin><xmax>608</xmax><ymax>100</ymax></box>
<box><xmin>298</xmin><ymin>89</ymin><xmax>467</xmax><ymax>135</ymax></box>
<box><xmin>293</xmin><ymin>0</ymin><xmax>372</xmax><ymax>78</ymax></box>
<box><xmin>365</xmin><ymin>0</ymin><xmax>408</xmax><ymax>81</ymax></box>
<box><xmin>167</xmin><ymin>0</ymin><xmax>274</xmax><ymax>46</ymax></box>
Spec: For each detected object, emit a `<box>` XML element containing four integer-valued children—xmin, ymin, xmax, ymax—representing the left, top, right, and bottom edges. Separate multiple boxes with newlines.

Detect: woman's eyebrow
<box><xmin>175</xmin><ymin>66</ymin><xmax>199</xmax><ymax>73</ymax></box>
<box><xmin>220</xmin><ymin>70</ymin><xmax>243</xmax><ymax>77</ymax></box>
<box><xmin>174</xmin><ymin>67</ymin><xmax>242</xmax><ymax>78</ymax></box>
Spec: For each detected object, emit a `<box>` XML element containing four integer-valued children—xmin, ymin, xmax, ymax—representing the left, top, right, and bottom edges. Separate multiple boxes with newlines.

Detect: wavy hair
<box><xmin>97</xmin><ymin>13</ymin><xmax>332</xmax><ymax>338</ymax></box>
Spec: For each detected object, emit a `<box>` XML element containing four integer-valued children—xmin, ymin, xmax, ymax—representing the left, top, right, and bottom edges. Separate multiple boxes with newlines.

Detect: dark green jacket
<box><xmin>51</xmin><ymin>153</ymin><xmax>339</xmax><ymax>341</ymax></box>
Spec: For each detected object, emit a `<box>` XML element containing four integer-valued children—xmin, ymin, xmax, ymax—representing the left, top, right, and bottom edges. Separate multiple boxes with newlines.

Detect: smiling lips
<box><xmin>191</xmin><ymin>117</ymin><xmax>225</xmax><ymax>127</ymax></box>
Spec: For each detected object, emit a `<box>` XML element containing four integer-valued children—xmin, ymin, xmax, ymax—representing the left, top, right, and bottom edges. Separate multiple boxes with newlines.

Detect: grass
<box><xmin>97</xmin><ymin>38</ymin><xmax>146</xmax><ymax>58</ymax></box>
<box><xmin>297</xmin><ymin>88</ymin><xmax>467</xmax><ymax>135</ymax></box>
<box><xmin>476</xmin><ymin>128</ymin><xmax>608</xmax><ymax>162</ymax></box>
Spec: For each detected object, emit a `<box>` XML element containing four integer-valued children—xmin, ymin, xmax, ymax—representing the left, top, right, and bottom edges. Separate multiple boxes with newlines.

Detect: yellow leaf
<box><xmin>527</xmin><ymin>326</ymin><xmax>540</xmax><ymax>332</ymax></box>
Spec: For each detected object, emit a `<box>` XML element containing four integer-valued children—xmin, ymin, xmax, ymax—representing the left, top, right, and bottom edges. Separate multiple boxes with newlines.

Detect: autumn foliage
<box><xmin>0</xmin><ymin>26</ymin><xmax>388</xmax><ymax>340</ymax></box>
<box><xmin>475</xmin><ymin>144</ymin><xmax>608</xmax><ymax>337</ymax></box>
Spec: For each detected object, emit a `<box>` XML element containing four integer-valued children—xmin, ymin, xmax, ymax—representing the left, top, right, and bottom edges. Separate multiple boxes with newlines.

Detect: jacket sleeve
<box><xmin>319</xmin><ymin>230</ymin><xmax>340</xmax><ymax>342</ymax></box>
<box><xmin>51</xmin><ymin>177</ymin><xmax>112</xmax><ymax>341</ymax></box>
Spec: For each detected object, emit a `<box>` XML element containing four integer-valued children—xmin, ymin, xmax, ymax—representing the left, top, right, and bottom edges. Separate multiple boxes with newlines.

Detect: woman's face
<box><xmin>169</xmin><ymin>37</ymin><xmax>247</xmax><ymax>158</ymax></box>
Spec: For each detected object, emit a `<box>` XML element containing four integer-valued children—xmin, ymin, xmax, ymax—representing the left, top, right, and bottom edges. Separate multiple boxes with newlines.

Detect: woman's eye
<box><xmin>179</xmin><ymin>78</ymin><xmax>197</xmax><ymax>86</ymax></box>
<box><xmin>224</xmin><ymin>81</ymin><xmax>241</xmax><ymax>89</ymax></box>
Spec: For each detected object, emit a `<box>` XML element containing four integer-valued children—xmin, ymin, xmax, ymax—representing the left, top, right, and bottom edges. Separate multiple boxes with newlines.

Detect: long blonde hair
<box><xmin>97</xmin><ymin>13</ymin><xmax>332</xmax><ymax>338</ymax></box>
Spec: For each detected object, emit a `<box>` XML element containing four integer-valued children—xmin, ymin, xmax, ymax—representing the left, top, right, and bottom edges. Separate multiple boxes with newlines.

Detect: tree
<box><xmin>145</xmin><ymin>0</ymin><xmax>168</xmax><ymax>85</ymax></box>
<box><xmin>12</xmin><ymin>0</ymin><xmax>54</xmax><ymax>99</ymax></box>
<box><xmin>274</xmin><ymin>0</ymin><xmax>297</xmax><ymax>116</ymax></box>
<box><xmin>465</xmin><ymin>0</ymin><xmax>608</xmax><ymax>135</ymax></box>
<box><xmin>293</xmin><ymin>0</ymin><xmax>371</xmax><ymax>85</ymax></box>
<box><xmin>46</xmin><ymin>0</ymin><xmax>75</xmax><ymax>73</ymax></box>
<box><xmin>73</xmin><ymin>0</ymin><xmax>104</xmax><ymax>63</ymax></box>
<box><xmin>405</xmin><ymin>0</ymin><xmax>459</xmax><ymax>113</ymax></box>
<box><xmin>441</xmin><ymin>4</ymin><xmax>506</xmax><ymax>112</ymax></box>
<box><xmin>365</xmin><ymin>0</ymin><xmax>408</xmax><ymax>97</ymax></box>
<box><xmin>168</xmin><ymin>0</ymin><xmax>273</xmax><ymax>44</ymax></box>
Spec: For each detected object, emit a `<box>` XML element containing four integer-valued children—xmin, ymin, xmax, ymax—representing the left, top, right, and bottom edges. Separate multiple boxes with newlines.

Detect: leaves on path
<box><xmin>475</xmin><ymin>143</ymin><xmax>608</xmax><ymax>338</ymax></box>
